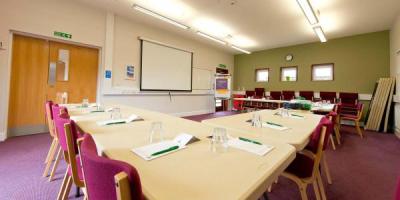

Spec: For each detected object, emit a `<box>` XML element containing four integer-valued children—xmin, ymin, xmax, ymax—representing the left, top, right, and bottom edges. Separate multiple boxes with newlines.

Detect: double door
<box><xmin>8</xmin><ymin>34</ymin><xmax>99</xmax><ymax>136</ymax></box>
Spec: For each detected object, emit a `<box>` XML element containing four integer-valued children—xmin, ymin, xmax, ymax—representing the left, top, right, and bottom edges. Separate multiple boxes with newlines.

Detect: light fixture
<box><xmin>231</xmin><ymin>45</ymin><xmax>251</xmax><ymax>54</ymax></box>
<box><xmin>196</xmin><ymin>32</ymin><xmax>227</xmax><ymax>45</ymax></box>
<box><xmin>296</xmin><ymin>0</ymin><xmax>319</xmax><ymax>25</ymax></box>
<box><xmin>132</xmin><ymin>4</ymin><xmax>189</xmax><ymax>30</ymax></box>
<box><xmin>313</xmin><ymin>26</ymin><xmax>327</xmax><ymax>42</ymax></box>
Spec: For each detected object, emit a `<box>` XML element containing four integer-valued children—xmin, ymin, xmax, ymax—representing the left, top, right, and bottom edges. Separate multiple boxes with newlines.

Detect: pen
<box><xmin>151</xmin><ymin>145</ymin><xmax>179</xmax><ymax>157</ymax></box>
<box><xmin>266</xmin><ymin>122</ymin><xmax>283</xmax><ymax>127</ymax></box>
<box><xmin>239</xmin><ymin>137</ymin><xmax>262</xmax><ymax>145</ymax></box>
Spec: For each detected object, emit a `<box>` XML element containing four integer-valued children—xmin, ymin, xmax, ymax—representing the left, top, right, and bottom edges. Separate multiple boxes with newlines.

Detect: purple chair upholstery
<box><xmin>395</xmin><ymin>177</ymin><xmax>400</xmax><ymax>200</ymax></box>
<box><xmin>319</xmin><ymin>91</ymin><xmax>337</xmax><ymax>103</ymax></box>
<box><xmin>80</xmin><ymin>134</ymin><xmax>143</xmax><ymax>200</ymax></box>
<box><xmin>269</xmin><ymin>91</ymin><xmax>282</xmax><ymax>100</ymax></box>
<box><xmin>286</xmin><ymin>117</ymin><xmax>332</xmax><ymax>178</ymax></box>
<box><xmin>254</xmin><ymin>88</ymin><xmax>265</xmax><ymax>98</ymax></box>
<box><xmin>282</xmin><ymin>91</ymin><xmax>295</xmax><ymax>100</ymax></box>
<box><xmin>339</xmin><ymin>92</ymin><xmax>358</xmax><ymax>106</ymax></box>
<box><xmin>299</xmin><ymin>91</ymin><xmax>314</xmax><ymax>101</ymax></box>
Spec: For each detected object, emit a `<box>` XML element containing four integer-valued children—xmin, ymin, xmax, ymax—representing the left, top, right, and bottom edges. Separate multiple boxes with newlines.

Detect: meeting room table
<box><xmin>65</xmin><ymin>104</ymin><xmax>296</xmax><ymax>200</ymax></box>
<box><xmin>202</xmin><ymin>109</ymin><xmax>324</xmax><ymax>151</ymax></box>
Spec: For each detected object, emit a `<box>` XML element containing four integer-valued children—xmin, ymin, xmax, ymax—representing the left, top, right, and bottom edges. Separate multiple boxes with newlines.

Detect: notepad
<box><xmin>96</xmin><ymin>114</ymin><xmax>143</xmax><ymax>126</ymax></box>
<box><xmin>227</xmin><ymin>138</ymin><xmax>274</xmax><ymax>156</ymax></box>
<box><xmin>262</xmin><ymin>122</ymin><xmax>290</xmax><ymax>131</ymax></box>
<box><xmin>132</xmin><ymin>134</ymin><xmax>195</xmax><ymax>161</ymax></box>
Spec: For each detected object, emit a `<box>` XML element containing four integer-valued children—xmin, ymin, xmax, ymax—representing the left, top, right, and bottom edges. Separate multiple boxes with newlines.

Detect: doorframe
<box><xmin>1</xmin><ymin>30</ymin><xmax>104</xmax><ymax>140</ymax></box>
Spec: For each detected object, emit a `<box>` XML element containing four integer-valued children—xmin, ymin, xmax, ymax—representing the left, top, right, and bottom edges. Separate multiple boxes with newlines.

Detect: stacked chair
<box><xmin>299</xmin><ymin>91</ymin><xmax>314</xmax><ymax>101</ymax></box>
<box><xmin>269</xmin><ymin>91</ymin><xmax>282</xmax><ymax>109</ymax></box>
<box><xmin>340</xmin><ymin>103</ymin><xmax>364</xmax><ymax>138</ymax></box>
<box><xmin>282</xmin><ymin>91</ymin><xmax>295</xmax><ymax>101</ymax></box>
<box><xmin>319</xmin><ymin>91</ymin><xmax>337</xmax><ymax>103</ymax></box>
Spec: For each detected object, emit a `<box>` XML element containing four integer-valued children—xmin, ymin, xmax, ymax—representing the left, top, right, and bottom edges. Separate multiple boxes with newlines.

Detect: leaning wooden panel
<box><xmin>365</xmin><ymin>78</ymin><xmax>383</xmax><ymax>130</ymax></box>
<box><xmin>383</xmin><ymin>78</ymin><xmax>396</xmax><ymax>132</ymax></box>
<box><xmin>375</xmin><ymin>78</ymin><xmax>392</xmax><ymax>131</ymax></box>
<box><xmin>371</xmin><ymin>78</ymin><xmax>388</xmax><ymax>130</ymax></box>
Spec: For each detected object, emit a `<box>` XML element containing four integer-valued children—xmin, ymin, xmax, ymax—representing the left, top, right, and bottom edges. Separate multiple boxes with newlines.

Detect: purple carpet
<box><xmin>0</xmin><ymin>111</ymin><xmax>399</xmax><ymax>200</ymax></box>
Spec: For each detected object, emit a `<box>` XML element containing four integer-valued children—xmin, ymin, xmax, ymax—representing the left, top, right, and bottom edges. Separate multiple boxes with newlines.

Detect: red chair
<box><xmin>339</xmin><ymin>92</ymin><xmax>359</xmax><ymax>115</ymax></box>
<box><xmin>232</xmin><ymin>94</ymin><xmax>245</xmax><ymax>111</ymax></box>
<box><xmin>282</xmin><ymin>91</ymin><xmax>295</xmax><ymax>100</ymax></box>
<box><xmin>53</xmin><ymin>107</ymin><xmax>86</xmax><ymax>200</ymax></box>
<box><xmin>282</xmin><ymin>117</ymin><xmax>332</xmax><ymax>200</ymax></box>
<box><xmin>269</xmin><ymin>91</ymin><xmax>282</xmax><ymax>100</ymax></box>
<box><xmin>299</xmin><ymin>91</ymin><xmax>314</xmax><ymax>101</ymax></box>
<box><xmin>319</xmin><ymin>91</ymin><xmax>337</xmax><ymax>103</ymax></box>
<box><xmin>340</xmin><ymin>103</ymin><xmax>364</xmax><ymax>138</ymax></box>
<box><xmin>254</xmin><ymin>88</ymin><xmax>265</xmax><ymax>98</ymax></box>
<box><xmin>79</xmin><ymin>134</ymin><xmax>143</xmax><ymax>200</ymax></box>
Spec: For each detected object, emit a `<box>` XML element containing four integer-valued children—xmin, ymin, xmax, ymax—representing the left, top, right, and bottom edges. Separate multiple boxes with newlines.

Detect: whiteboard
<box><xmin>140</xmin><ymin>40</ymin><xmax>193</xmax><ymax>91</ymax></box>
<box><xmin>193</xmin><ymin>68</ymin><xmax>213</xmax><ymax>90</ymax></box>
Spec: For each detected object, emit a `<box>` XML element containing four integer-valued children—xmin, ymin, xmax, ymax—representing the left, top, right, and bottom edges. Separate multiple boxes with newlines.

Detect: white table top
<box><xmin>68</xmin><ymin>104</ymin><xmax>296</xmax><ymax>200</ymax></box>
<box><xmin>202</xmin><ymin>109</ymin><xmax>323</xmax><ymax>151</ymax></box>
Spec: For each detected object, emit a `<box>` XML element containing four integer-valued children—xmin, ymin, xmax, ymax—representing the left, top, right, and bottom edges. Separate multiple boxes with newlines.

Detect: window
<box><xmin>281</xmin><ymin>66</ymin><xmax>297</xmax><ymax>81</ymax></box>
<box><xmin>312</xmin><ymin>63</ymin><xmax>334</xmax><ymax>81</ymax></box>
<box><xmin>255</xmin><ymin>68</ymin><xmax>269</xmax><ymax>82</ymax></box>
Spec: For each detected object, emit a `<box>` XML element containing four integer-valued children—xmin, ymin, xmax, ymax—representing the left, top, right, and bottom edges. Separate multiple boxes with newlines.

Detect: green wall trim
<box><xmin>234</xmin><ymin>31</ymin><xmax>390</xmax><ymax>93</ymax></box>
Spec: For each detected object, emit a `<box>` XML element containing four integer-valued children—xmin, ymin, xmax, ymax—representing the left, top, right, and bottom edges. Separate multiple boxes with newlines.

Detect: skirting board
<box><xmin>0</xmin><ymin>132</ymin><xmax>6</xmax><ymax>142</ymax></box>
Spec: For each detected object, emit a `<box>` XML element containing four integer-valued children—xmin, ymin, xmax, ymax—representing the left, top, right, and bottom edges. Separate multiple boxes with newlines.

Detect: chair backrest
<box><xmin>282</xmin><ymin>91</ymin><xmax>295</xmax><ymax>100</ymax></box>
<box><xmin>307</xmin><ymin>117</ymin><xmax>333</xmax><ymax>153</ymax></box>
<box><xmin>79</xmin><ymin>134</ymin><xmax>143</xmax><ymax>200</ymax></box>
<box><xmin>339</xmin><ymin>92</ymin><xmax>358</xmax><ymax>105</ymax></box>
<box><xmin>270</xmin><ymin>91</ymin><xmax>282</xmax><ymax>100</ymax></box>
<box><xmin>319</xmin><ymin>91</ymin><xmax>337</xmax><ymax>103</ymax></box>
<box><xmin>299</xmin><ymin>91</ymin><xmax>314</xmax><ymax>101</ymax></box>
<box><xmin>245</xmin><ymin>90</ymin><xmax>255</xmax><ymax>98</ymax></box>
<box><xmin>356</xmin><ymin>103</ymin><xmax>364</xmax><ymax>119</ymax></box>
<box><xmin>45</xmin><ymin>101</ymin><xmax>56</xmax><ymax>138</ymax></box>
<box><xmin>254</xmin><ymin>88</ymin><xmax>265</xmax><ymax>98</ymax></box>
<box><xmin>64</xmin><ymin>121</ymin><xmax>85</xmax><ymax>187</ymax></box>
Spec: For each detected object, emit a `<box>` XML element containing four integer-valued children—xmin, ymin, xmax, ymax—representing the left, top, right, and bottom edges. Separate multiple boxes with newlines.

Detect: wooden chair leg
<box><xmin>321</xmin><ymin>154</ymin><xmax>332</xmax><ymax>184</ymax></box>
<box><xmin>57</xmin><ymin>171</ymin><xmax>70</xmax><ymax>200</ymax></box>
<box><xmin>267</xmin><ymin>185</ymin><xmax>272</xmax><ymax>192</ymax></box>
<box><xmin>44</xmin><ymin>138</ymin><xmax>56</xmax><ymax>164</ymax></box>
<box><xmin>329</xmin><ymin>135</ymin><xmax>336</xmax><ymax>150</ymax></box>
<box><xmin>61</xmin><ymin>174</ymin><xmax>73</xmax><ymax>200</ymax></box>
<box><xmin>312</xmin><ymin>180</ymin><xmax>321</xmax><ymax>200</ymax></box>
<box><xmin>355</xmin><ymin>121</ymin><xmax>363</xmax><ymax>138</ymax></box>
<box><xmin>49</xmin><ymin>147</ymin><xmax>62</xmax><ymax>182</ymax></box>
<box><xmin>298</xmin><ymin>184</ymin><xmax>309</xmax><ymax>200</ymax></box>
<box><xmin>42</xmin><ymin>140</ymin><xmax>58</xmax><ymax>177</ymax></box>
<box><xmin>334</xmin><ymin>125</ymin><xmax>341</xmax><ymax>145</ymax></box>
<box><xmin>317</xmin><ymin>170</ymin><xmax>327</xmax><ymax>200</ymax></box>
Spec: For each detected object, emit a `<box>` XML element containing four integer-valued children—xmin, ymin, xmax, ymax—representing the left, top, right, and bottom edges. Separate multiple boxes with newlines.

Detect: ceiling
<box><xmin>76</xmin><ymin>0</ymin><xmax>400</xmax><ymax>54</ymax></box>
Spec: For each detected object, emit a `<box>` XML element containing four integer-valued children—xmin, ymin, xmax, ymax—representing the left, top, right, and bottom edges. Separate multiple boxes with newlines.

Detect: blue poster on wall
<box><xmin>105</xmin><ymin>70</ymin><xmax>112</xmax><ymax>79</ymax></box>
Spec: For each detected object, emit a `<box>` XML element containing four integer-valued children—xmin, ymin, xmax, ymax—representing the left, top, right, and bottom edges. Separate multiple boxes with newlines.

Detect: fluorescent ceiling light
<box><xmin>231</xmin><ymin>45</ymin><xmax>251</xmax><ymax>54</ymax></box>
<box><xmin>196</xmin><ymin>32</ymin><xmax>226</xmax><ymax>45</ymax></box>
<box><xmin>313</xmin><ymin>26</ymin><xmax>327</xmax><ymax>42</ymax></box>
<box><xmin>132</xmin><ymin>4</ymin><xmax>189</xmax><ymax>30</ymax></box>
<box><xmin>296</xmin><ymin>0</ymin><xmax>319</xmax><ymax>25</ymax></box>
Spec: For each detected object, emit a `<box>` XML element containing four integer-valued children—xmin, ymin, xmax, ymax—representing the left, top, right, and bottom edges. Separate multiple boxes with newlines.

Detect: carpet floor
<box><xmin>0</xmin><ymin>111</ymin><xmax>399</xmax><ymax>200</ymax></box>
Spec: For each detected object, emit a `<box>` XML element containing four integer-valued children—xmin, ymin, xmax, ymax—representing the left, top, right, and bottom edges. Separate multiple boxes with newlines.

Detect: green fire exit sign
<box><xmin>54</xmin><ymin>31</ymin><xmax>72</xmax><ymax>39</ymax></box>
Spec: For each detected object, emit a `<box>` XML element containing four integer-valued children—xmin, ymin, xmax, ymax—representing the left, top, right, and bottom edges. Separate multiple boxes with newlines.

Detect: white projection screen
<box><xmin>140</xmin><ymin>40</ymin><xmax>193</xmax><ymax>91</ymax></box>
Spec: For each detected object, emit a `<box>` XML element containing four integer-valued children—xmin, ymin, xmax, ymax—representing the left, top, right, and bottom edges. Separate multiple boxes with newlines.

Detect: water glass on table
<box><xmin>149</xmin><ymin>121</ymin><xmax>164</xmax><ymax>144</ymax></box>
<box><xmin>82</xmin><ymin>98</ymin><xmax>89</xmax><ymax>108</ymax></box>
<box><xmin>110</xmin><ymin>107</ymin><xmax>122</xmax><ymax>120</ymax></box>
<box><xmin>252</xmin><ymin>113</ymin><xmax>262</xmax><ymax>128</ymax></box>
<box><xmin>210</xmin><ymin>127</ymin><xmax>228</xmax><ymax>153</ymax></box>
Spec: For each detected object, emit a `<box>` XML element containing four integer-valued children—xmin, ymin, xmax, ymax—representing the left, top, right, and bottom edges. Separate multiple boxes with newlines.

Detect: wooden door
<box><xmin>8</xmin><ymin>35</ymin><xmax>49</xmax><ymax>129</ymax></box>
<box><xmin>8</xmin><ymin>35</ymin><xmax>99</xmax><ymax>135</ymax></box>
<box><xmin>46</xmin><ymin>41</ymin><xmax>99</xmax><ymax>103</ymax></box>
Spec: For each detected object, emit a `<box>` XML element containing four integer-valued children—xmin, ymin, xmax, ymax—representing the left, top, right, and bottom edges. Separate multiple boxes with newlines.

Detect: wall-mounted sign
<box><xmin>126</xmin><ymin>65</ymin><xmax>135</xmax><ymax>80</ymax></box>
<box><xmin>54</xmin><ymin>31</ymin><xmax>72</xmax><ymax>39</ymax></box>
<box><xmin>218</xmin><ymin>64</ymin><xmax>227</xmax><ymax>68</ymax></box>
<box><xmin>105</xmin><ymin>70</ymin><xmax>112</xmax><ymax>79</ymax></box>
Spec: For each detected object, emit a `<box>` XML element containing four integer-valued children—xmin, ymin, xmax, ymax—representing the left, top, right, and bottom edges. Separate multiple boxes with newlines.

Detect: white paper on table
<box><xmin>227</xmin><ymin>138</ymin><xmax>274</xmax><ymax>156</ymax></box>
<box><xmin>173</xmin><ymin>133</ymin><xmax>194</xmax><ymax>147</ymax></box>
<box><xmin>262</xmin><ymin>122</ymin><xmax>290</xmax><ymax>131</ymax></box>
<box><xmin>132</xmin><ymin>140</ymin><xmax>185</xmax><ymax>161</ymax></box>
<box><xmin>96</xmin><ymin>114</ymin><xmax>143</xmax><ymax>126</ymax></box>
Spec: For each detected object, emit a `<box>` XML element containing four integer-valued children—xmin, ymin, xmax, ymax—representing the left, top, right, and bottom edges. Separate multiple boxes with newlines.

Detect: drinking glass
<box><xmin>149</xmin><ymin>121</ymin><xmax>164</xmax><ymax>144</ymax></box>
<box><xmin>210</xmin><ymin>127</ymin><xmax>228</xmax><ymax>153</ymax></box>
<box><xmin>252</xmin><ymin>113</ymin><xmax>262</xmax><ymax>128</ymax></box>
<box><xmin>110</xmin><ymin>107</ymin><xmax>122</xmax><ymax>120</ymax></box>
<box><xmin>82</xmin><ymin>98</ymin><xmax>89</xmax><ymax>108</ymax></box>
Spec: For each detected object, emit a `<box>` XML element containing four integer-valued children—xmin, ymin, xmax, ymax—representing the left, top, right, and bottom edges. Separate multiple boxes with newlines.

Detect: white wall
<box><xmin>0</xmin><ymin>0</ymin><xmax>234</xmax><ymax>140</ymax></box>
<box><xmin>390</xmin><ymin>14</ymin><xmax>400</xmax><ymax>136</ymax></box>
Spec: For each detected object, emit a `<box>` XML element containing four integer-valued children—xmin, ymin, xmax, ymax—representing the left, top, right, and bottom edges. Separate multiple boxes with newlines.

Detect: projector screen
<box><xmin>140</xmin><ymin>40</ymin><xmax>193</xmax><ymax>91</ymax></box>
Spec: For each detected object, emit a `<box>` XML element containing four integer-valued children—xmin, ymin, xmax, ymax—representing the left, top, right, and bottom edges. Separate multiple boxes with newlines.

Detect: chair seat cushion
<box><xmin>68</xmin><ymin>155</ymin><xmax>84</xmax><ymax>181</ymax></box>
<box><xmin>285</xmin><ymin>153</ymin><xmax>314</xmax><ymax>179</ymax></box>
